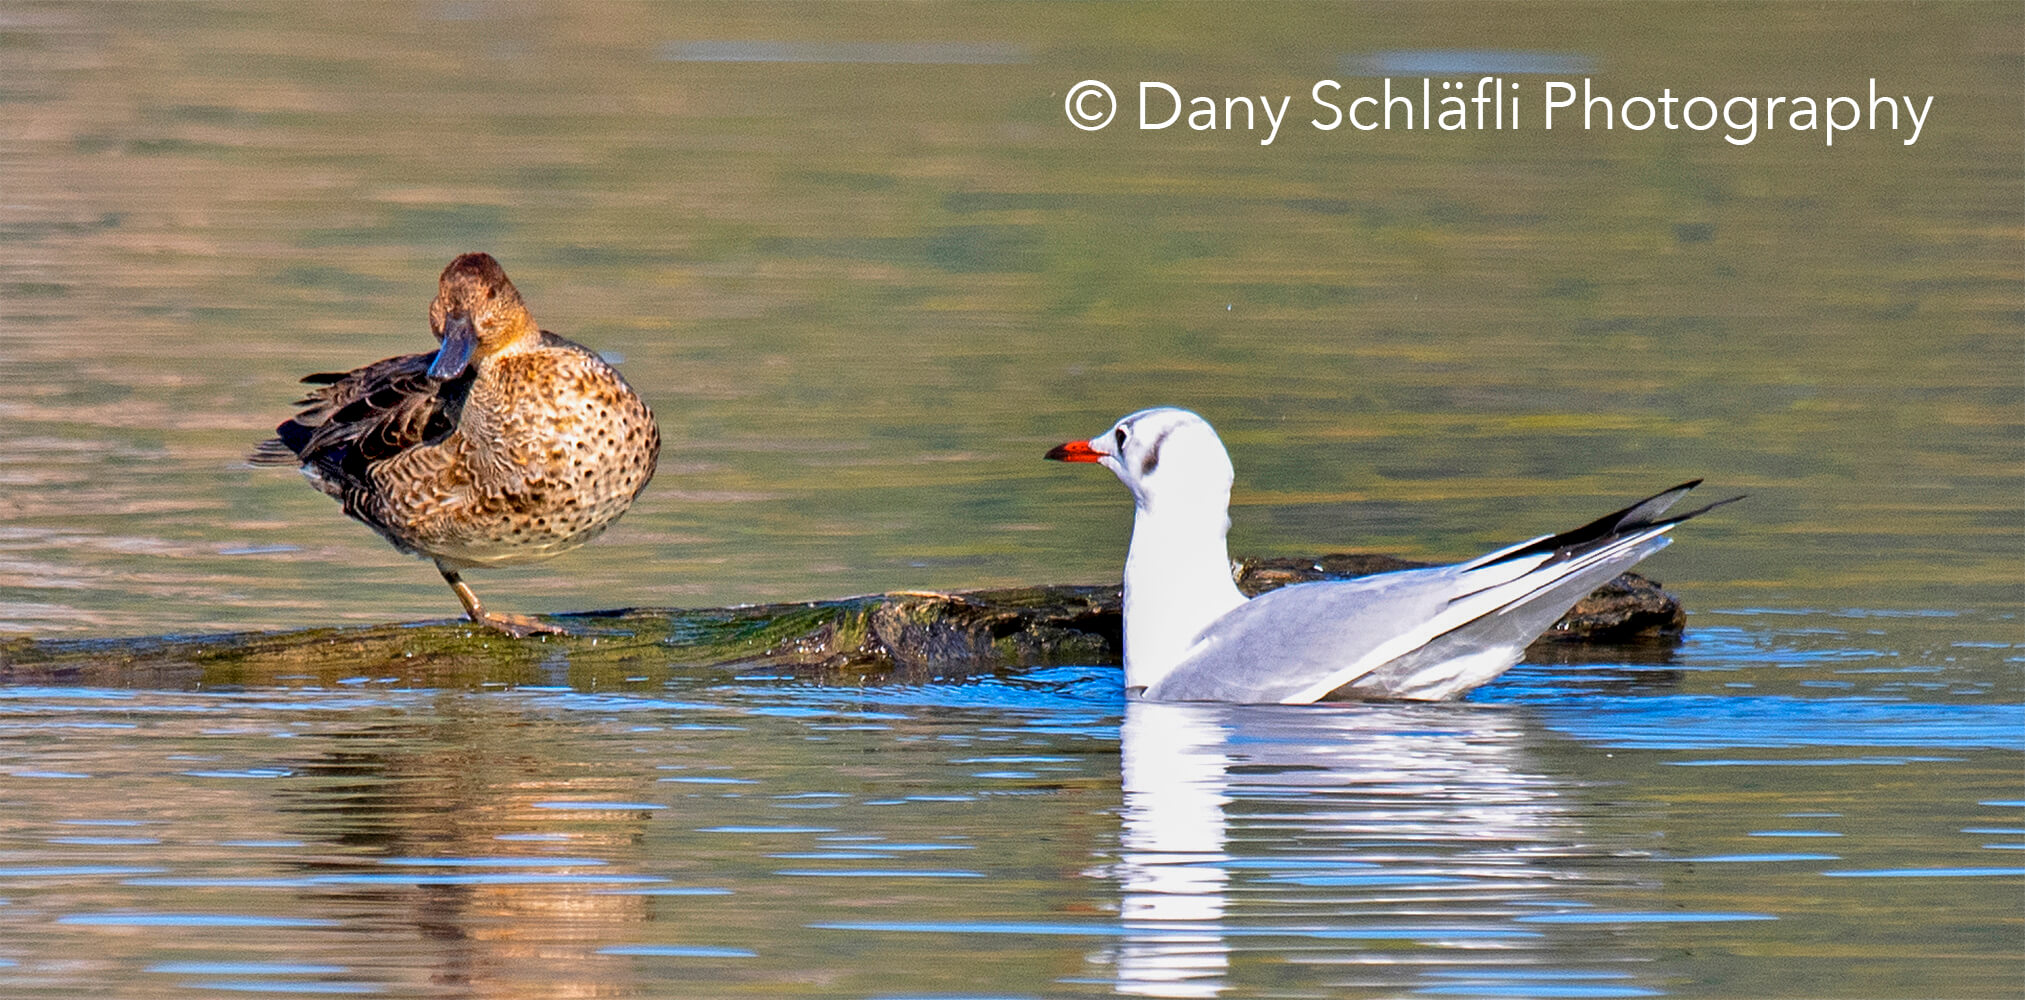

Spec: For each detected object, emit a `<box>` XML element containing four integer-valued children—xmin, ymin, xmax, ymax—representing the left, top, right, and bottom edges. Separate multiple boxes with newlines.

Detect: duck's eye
<box><xmin>1114</xmin><ymin>428</ymin><xmax>1128</xmax><ymax>449</ymax></box>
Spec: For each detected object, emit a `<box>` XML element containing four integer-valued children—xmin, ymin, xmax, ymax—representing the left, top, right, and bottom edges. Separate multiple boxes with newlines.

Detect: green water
<box><xmin>0</xmin><ymin>1</ymin><xmax>2016</xmax><ymax>634</ymax></box>
<box><xmin>0</xmin><ymin>3</ymin><xmax>2019</xmax><ymax>997</ymax></box>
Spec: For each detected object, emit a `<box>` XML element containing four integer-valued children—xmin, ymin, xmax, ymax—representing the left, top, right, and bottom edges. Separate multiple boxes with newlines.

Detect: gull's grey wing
<box><xmin>1144</xmin><ymin>481</ymin><xmax>1738</xmax><ymax>704</ymax></box>
<box><xmin>1144</xmin><ymin>565</ymin><xmax>1466</xmax><ymax>703</ymax></box>
<box><xmin>1333</xmin><ymin>533</ymin><xmax>1672</xmax><ymax>700</ymax></box>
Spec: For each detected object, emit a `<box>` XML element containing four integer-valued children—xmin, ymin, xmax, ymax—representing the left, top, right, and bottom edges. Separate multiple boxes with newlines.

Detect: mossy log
<box><xmin>0</xmin><ymin>556</ymin><xmax>1688</xmax><ymax>690</ymax></box>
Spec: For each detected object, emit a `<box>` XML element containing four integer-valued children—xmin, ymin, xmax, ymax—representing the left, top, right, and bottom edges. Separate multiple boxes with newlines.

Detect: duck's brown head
<box><xmin>427</xmin><ymin>253</ymin><xmax>538</xmax><ymax>379</ymax></box>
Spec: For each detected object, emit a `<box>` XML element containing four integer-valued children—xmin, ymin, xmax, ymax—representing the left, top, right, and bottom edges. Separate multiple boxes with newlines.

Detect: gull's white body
<box><xmin>1049</xmin><ymin>407</ymin><xmax>1731</xmax><ymax>704</ymax></box>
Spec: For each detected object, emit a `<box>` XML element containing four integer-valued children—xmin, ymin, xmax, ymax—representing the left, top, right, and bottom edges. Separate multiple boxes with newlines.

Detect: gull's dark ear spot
<box><xmin>1139</xmin><ymin>426</ymin><xmax>1172</xmax><ymax>477</ymax></box>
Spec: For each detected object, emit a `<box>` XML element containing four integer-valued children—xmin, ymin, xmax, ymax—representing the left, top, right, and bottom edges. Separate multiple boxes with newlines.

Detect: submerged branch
<box><xmin>0</xmin><ymin>556</ymin><xmax>1688</xmax><ymax>690</ymax></box>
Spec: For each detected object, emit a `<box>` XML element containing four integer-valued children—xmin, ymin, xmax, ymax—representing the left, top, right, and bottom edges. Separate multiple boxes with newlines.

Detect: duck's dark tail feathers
<box><xmin>248</xmin><ymin>418</ymin><xmax>316</xmax><ymax>466</ymax></box>
<box><xmin>248</xmin><ymin>436</ymin><xmax>301</xmax><ymax>466</ymax></box>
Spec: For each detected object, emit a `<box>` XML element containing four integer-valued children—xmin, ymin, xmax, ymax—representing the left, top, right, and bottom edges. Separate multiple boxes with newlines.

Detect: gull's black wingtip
<box><xmin>1479</xmin><ymin>480</ymin><xmax>1739</xmax><ymax>569</ymax></box>
<box><xmin>1662</xmin><ymin>491</ymin><xmax>1747</xmax><ymax>526</ymax></box>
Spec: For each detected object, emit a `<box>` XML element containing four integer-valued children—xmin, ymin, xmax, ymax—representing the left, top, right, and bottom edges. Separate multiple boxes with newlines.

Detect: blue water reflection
<box><xmin>0</xmin><ymin>611</ymin><xmax>2018</xmax><ymax>998</ymax></box>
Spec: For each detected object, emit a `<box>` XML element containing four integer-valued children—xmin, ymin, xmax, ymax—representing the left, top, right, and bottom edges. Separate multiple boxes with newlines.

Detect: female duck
<box><xmin>253</xmin><ymin>253</ymin><xmax>659</xmax><ymax>636</ymax></box>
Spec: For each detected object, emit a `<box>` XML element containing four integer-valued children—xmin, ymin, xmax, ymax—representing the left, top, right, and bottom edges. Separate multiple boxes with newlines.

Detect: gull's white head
<box><xmin>1045</xmin><ymin>406</ymin><xmax>1234</xmax><ymax>515</ymax></box>
<box><xmin>1047</xmin><ymin>406</ymin><xmax>1247</xmax><ymax>691</ymax></box>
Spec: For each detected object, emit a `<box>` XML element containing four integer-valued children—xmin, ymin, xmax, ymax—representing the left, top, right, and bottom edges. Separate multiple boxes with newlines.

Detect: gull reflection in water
<box><xmin>1106</xmin><ymin>697</ymin><xmax>1582</xmax><ymax>998</ymax></box>
<box><xmin>1113</xmin><ymin>699</ymin><xmax>1235</xmax><ymax>997</ymax></box>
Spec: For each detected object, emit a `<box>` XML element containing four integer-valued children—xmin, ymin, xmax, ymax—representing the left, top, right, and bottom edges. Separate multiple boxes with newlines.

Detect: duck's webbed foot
<box><xmin>437</xmin><ymin>561</ymin><xmax>569</xmax><ymax>638</ymax></box>
<box><xmin>475</xmin><ymin>610</ymin><xmax>570</xmax><ymax>638</ymax></box>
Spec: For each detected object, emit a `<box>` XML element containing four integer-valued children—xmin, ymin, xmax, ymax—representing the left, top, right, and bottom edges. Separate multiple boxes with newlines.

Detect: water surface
<box><xmin>0</xmin><ymin>4</ymin><xmax>2020</xmax><ymax>997</ymax></box>
<box><xmin>1</xmin><ymin>2</ymin><xmax>2017</xmax><ymax>633</ymax></box>
<box><xmin>0</xmin><ymin>617</ymin><xmax>2019</xmax><ymax>998</ymax></box>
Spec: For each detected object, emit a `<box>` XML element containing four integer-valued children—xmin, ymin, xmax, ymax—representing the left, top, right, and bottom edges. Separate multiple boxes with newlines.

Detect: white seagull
<box><xmin>1046</xmin><ymin>407</ymin><xmax>1737</xmax><ymax>703</ymax></box>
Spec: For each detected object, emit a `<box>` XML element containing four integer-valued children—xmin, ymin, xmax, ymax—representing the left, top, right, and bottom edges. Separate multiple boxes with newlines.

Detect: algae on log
<box><xmin>0</xmin><ymin>556</ymin><xmax>1688</xmax><ymax>690</ymax></box>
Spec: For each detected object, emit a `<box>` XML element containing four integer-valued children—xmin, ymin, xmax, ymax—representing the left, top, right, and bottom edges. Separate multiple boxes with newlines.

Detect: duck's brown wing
<box><xmin>250</xmin><ymin>353</ymin><xmax>473</xmax><ymax>496</ymax></box>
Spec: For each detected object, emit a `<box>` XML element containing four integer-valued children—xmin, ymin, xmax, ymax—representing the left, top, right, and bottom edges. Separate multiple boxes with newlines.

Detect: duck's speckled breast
<box><xmin>369</xmin><ymin>335</ymin><xmax>659</xmax><ymax>568</ymax></box>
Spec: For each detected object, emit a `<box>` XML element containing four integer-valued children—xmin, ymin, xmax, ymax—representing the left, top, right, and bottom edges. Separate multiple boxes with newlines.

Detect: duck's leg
<box><xmin>436</xmin><ymin>561</ymin><xmax>568</xmax><ymax>638</ymax></box>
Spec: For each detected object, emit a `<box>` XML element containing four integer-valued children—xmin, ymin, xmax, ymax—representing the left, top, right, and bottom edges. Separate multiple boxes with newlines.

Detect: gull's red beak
<box><xmin>1045</xmin><ymin>439</ymin><xmax>1103</xmax><ymax>463</ymax></box>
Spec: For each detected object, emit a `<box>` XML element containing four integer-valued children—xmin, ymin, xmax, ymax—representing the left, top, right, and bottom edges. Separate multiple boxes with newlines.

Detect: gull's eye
<box><xmin>1114</xmin><ymin>427</ymin><xmax>1128</xmax><ymax>449</ymax></box>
